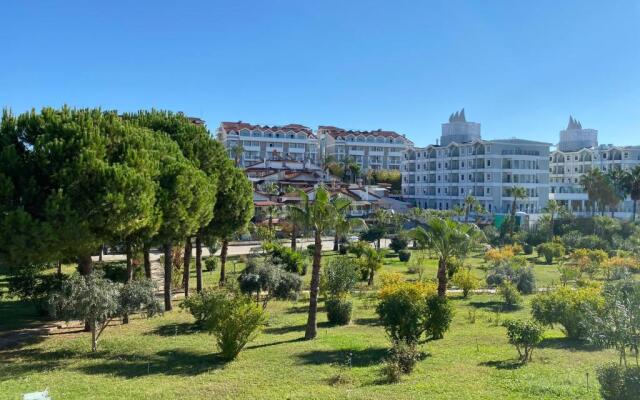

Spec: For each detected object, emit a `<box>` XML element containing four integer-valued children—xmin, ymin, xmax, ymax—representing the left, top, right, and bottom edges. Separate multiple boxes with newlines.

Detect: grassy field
<box><xmin>0</xmin><ymin>250</ymin><xmax>618</xmax><ymax>400</ymax></box>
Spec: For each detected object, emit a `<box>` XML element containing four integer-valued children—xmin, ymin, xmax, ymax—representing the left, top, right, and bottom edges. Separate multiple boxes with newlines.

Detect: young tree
<box><xmin>507</xmin><ymin>186</ymin><xmax>528</xmax><ymax>235</ymax></box>
<box><xmin>359</xmin><ymin>247</ymin><xmax>386</xmax><ymax>286</ymax></box>
<box><xmin>542</xmin><ymin>200</ymin><xmax>562</xmax><ymax>239</ymax></box>
<box><xmin>411</xmin><ymin>217</ymin><xmax>482</xmax><ymax>297</ymax></box>
<box><xmin>626</xmin><ymin>165</ymin><xmax>640</xmax><ymax>221</ymax></box>
<box><xmin>290</xmin><ymin>186</ymin><xmax>351</xmax><ymax>339</ymax></box>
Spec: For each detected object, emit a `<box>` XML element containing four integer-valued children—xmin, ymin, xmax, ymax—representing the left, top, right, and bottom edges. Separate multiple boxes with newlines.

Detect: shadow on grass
<box><xmin>263</xmin><ymin>321</ymin><xmax>331</xmax><ymax>335</ymax></box>
<box><xmin>285</xmin><ymin>304</ymin><xmax>325</xmax><ymax>314</ymax></box>
<box><xmin>77</xmin><ymin>349</ymin><xmax>227</xmax><ymax>378</ymax></box>
<box><xmin>0</xmin><ymin>348</ymin><xmax>82</xmax><ymax>381</ymax></box>
<box><xmin>479</xmin><ymin>359</ymin><xmax>524</xmax><ymax>370</ymax></box>
<box><xmin>353</xmin><ymin>317</ymin><xmax>380</xmax><ymax>326</ymax></box>
<box><xmin>468</xmin><ymin>300</ymin><xmax>520</xmax><ymax>313</ymax></box>
<box><xmin>297</xmin><ymin>347</ymin><xmax>388</xmax><ymax>367</ymax></box>
<box><xmin>538</xmin><ymin>337</ymin><xmax>600</xmax><ymax>352</ymax></box>
<box><xmin>145</xmin><ymin>322</ymin><xmax>202</xmax><ymax>337</ymax></box>
<box><xmin>245</xmin><ymin>337</ymin><xmax>305</xmax><ymax>350</ymax></box>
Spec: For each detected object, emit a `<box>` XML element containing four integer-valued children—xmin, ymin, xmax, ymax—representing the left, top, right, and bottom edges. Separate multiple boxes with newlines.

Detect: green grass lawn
<box><xmin>0</xmin><ymin>250</ymin><xmax>619</xmax><ymax>399</ymax></box>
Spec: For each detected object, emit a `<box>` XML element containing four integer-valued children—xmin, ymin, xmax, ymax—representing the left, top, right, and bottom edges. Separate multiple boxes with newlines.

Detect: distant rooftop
<box><xmin>318</xmin><ymin>125</ymin><xmax>412</xmax><ymax>143</ymax></box>
<box><xmin>220</xmin><ymin>121</ymin><xmax>314</xmax><ymax>137</ymax></box>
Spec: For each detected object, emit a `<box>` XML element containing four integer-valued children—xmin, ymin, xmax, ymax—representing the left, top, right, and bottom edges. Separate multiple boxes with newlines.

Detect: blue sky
<box><xmin>2</xmin><ymin>0</ymin><xmax>639</xmax><ymax>147</ymax></box>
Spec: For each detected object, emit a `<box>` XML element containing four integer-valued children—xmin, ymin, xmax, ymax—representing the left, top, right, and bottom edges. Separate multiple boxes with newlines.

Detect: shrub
<box><xmin>199</xmin><ymin>289</ymin><xmax>267</xmax><ymax>360</ymax></box>
<box><xmin>338</xmin><ymin>244</ymin><xmax>348</xmax><ymax>255</ymax></box>
<box><xmin>452</xmin><ymin>269</ymin><xmax>479</xmax><ymax>298</ymax></box>
<box><xmin>326</xmin><ymin>297</ymin><xmax>353</xmax><ymax>325</ymax></box>
<box><xmin>181</xmin><ymin>289</ymin><xmax>216</xmax><ymax>326</ymax></box>
<box><xmin>376</xmin><ymin>279</ymin><xmax>436</xmax><ymax>344</ymax></box>
<box><xmin>381</xmin><ymin>355</ymin><xmax>403</xmax><ymax>383</ymax></box>
<box><xmin>347</xmin><ymin>240</ymin><xmax>372</xmax><ymax>258</ymax></box>
<box><xmin>95</xmin><ymin>261</ymin><xmax>143</xmax><ymax>283</ymax></box>
<box><xmin>498</xmin><ymin>281</ymin><xmax>522</xmax><ymax>309</ymax></box>
<box><xmin>118</xmin><ymin>279</ymin><xmax>162</xmax><ymax>322</ymax></box>
<box><xmin>515</xmin><ymin>266</ymin><xmax>536</xmax><ymax>295</ymax></box>
<box><xmin>597</xmin><ymin>364</ymin><xmax>640</xmax><ymax>400</ymax></box>
<box><xmin>536</xmin><ymin>242</ymin><xmax>565</xmax><ymax>264</ymax></box>
<box><xmin>482</xmin><ymin>225</ymin><xmax>500</xmax><ymax>246</ymax></box>
<box><xmin>204</xmin><ymin>256</ymin><xmax>218</xmax><ymax>272</ymax></box>
<box><xmin>8</xmin><ymin>266</ymin><xmax>66</xmax><ymax>316</ymax></box>
<box><xmin>398</xmin><ymin>250</ymin><xmax>411</xmax><ymax>262</ymax></box>
<box><xmin>424</xmin><ymin>295</ymin><xmax>453</xmax><ymax>340</ymax></box>
<box><xmin>389</xmin><ymin>235</ymin><xmax>409</xmax><ymax>253</ymax></box>
<box><xmin>238</xmin><ymin>261</ymin><xmax>302</xmax><ymax>308</ymax></box>
<box><xmin>323</xmin><ymin>256</ymin><xmax>359</xmax><ymax>297</ymax></box>
<box><xmin>531</xmin><ymin>286</ymin><xmax>603</xmax><ymax>339</ymax></box>
<box><xmin>264</xmin><ymin>242</ymin><xmax>307</xmax><ymax>275</ymax></box>
<box><xmin>502</xmin><ymin>319</ymin><xmax>544</xmax><ymax>363</ymax></box>
<box><xmin>486</xmin><ymin>261</ymin><xmax>536</xmax><ymax>294</ymax></box>
<box><xmin>389</xmin><ymin>341</ymin><xmax>420</xmax><ymax>374</ymax></box>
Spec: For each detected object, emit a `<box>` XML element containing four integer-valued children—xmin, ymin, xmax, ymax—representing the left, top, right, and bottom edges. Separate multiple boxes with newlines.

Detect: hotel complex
<box><xmin>549</xmin><ymin>117</ymin><xmax>640</xmax><ymax>216</ymax></box>
<box><xmin>214</xmin><ymin>113</ymin><xmax>638</xmax><ymax>218</ymax></box>
<box><xmin>400</xmin><ymin>110</ymin><xmax>550</xmax><ymax>214</ymax></box>
<box><xmin>317</xmin><ymin>126</ymin><xmax>413</xmax><ymax>171</ymax></box>
<box><xmin>216</xmin><ymin>121</ymin><xmax>318</xmax><ymax>168</ymax></box>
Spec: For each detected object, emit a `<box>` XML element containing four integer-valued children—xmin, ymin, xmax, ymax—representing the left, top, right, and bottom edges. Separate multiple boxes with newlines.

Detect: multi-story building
<box><xmin>549</xmin><ymin>117</ymin><xmax>640</xmax><ymax>215</ymax></box>
<box><xmin>402</xmin><ymin>110</ymin><xmax>550</xmax><ymax>214</ymax></box>
<box><xmin>318</xmin><ymin>126</ymin><xmax>413</xmax><ymax>171</ymax></box>
<box><xmin>216</xmin><ymin>121</ymin><xmax>318</xmax><ymax>168</ymax></box>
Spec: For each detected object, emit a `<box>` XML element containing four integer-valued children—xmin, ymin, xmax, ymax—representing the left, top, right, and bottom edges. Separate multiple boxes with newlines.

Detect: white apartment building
<box><xmin>402</xmin><ymin>110</ymin><xmax>550</xmax><ymax>214</ymax></box>
<box><xmin>549</xmin><ymin>117</ymin><xmax>640</xmax><ymax>215</ymax></box>
<box><xmin>216</xmin><ymin>121</ymin><xmax>318</xmax><ymax>168</ymax></box>
<box><xmin>318</xmin><ymin>126</ymin><xmax>413</xmax><ymax>171</ymax></box>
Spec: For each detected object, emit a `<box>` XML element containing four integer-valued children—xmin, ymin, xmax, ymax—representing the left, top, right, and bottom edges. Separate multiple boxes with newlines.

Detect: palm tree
<box><xmin>360</xmin><ymin>247</ymin><xmax>386</xmax><ymax>286</ymax></box>
<box><xmin>290</xmin><ymin>186</ymin><xmax>351</xmax><ymax>340</ymax></box>
<box><xmin>627</xmin><ymin>165</ymin><xmax>640</xmax><ymax>221</ymax></box>
<box><xmin>507</xmin><ymin>186</ymin><xmax>528</xmax><ymax>234</ymax></box>
<box><xmin>232</xmin><ymin>143</ymin><xmax>244</xmax><ymax>167</ymax></box>
<box><xmin>411</xmin><ymin>217</ymin><xmax>482</xmax><ymax>297</ymax></box>
<box><xmin>462</xmin><ymin>195</ymin><xmax>477</xmax><ymax>223</ymax></box>
<box><xmin>332</xmin><ymin>201</ymin><xmax>365</xmax><ymax>251</ymax></box>
<box><xmin>580</xmin><ymin>168</ymin><xmax>605</xmax><ymax>215</ymax></box>
<box><xmin>542</xmin><ymin>199</ymin><xmax>562</xmax><ymax>239</ymax></box>
<box><xmin>606</xmin><ymin>168</ymin><xmax>630</xmax><ymax>216</ymax></box>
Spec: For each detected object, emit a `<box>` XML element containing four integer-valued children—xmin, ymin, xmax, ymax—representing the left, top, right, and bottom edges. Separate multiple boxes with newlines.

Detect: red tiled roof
<box><xmin>318</xmin><ymin>126</ymin><xmax>411</xmax><ymax>142</ymax></box>
<box><xmin>220</xmin><ymin>121</ymin><xmax>315</xmax><ymax>138</ymax></box>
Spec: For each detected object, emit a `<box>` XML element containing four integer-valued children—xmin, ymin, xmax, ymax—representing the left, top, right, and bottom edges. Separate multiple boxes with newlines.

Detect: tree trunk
<box><xmin>291</xmin><ymin>225</ymin><xmax>297</xmax><ymax>251</ymax></box>
<box><xmin>125</xmin><ymin>241</ymin><xmax>133</xmax><ymax>284</ymax></box>
<box><xmin>219</xmin><ymin>239</ymin><xmax>229</xmax><ymax>286</ymax></box>
<box><xmin>633</xmin><ymin>200</ymin><xmax>637</xmax><ymax>222</ymax></box>
<box><xmin>183</xmin><ymin>237</ymin><xmax>192</xmax><ymax>298</ymax></box>
<box><xmin>99</xmin><ymin>245</ymin><xmax>103</xmax><ymax>262</ymax></box>
<box><xmin>333</xmin><ymin>232</ymin><xmax>339</xmax><ymax>252</ymax></box>
<box><xmin>164</xmin><ymin>242</ymin><xmax>173</xmax><ymax>312</ymax></box>
<box><xmin>91</xmin><ymin>321</ymin><xmax>98</xmax><ymax>352</ymax></box>
<box><xmin>195</xmin><ymin>236</ymin><xmax>203</xmax><ymax>293</ymax></box>
<box><xmin>57</xmin><ymin>260</ymin><xmax>62</xmax><ymax>277</ymax></box>
<box><xmin>368</xmin><ymin>268</ymin><xmax>374</xmax><ymax>286</ymax></box>
<box><xmin>143</xmin><ymin>245</ymin><xmax>152</xmax><ymax>279</ymax></box>
<box><xmin>305</xmin><ymin>231</ymin><xmax>323</xmax><ymax>340</ymax></box>
<box><xmin>437</xmin><ymin>257</ymin><xmax>447</xmax><ymax>298</ymax></box>
<box><xmin>78</xmin><ymin>254</ymin><xmax>93</xmax><ymax>276</ymax></box>
<box><xmin>376</xmin><ymin>238</ymin><xmax>381</xmax><ymax>250</ymax></box>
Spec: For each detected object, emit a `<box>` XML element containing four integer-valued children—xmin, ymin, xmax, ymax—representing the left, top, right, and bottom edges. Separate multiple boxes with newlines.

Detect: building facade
<box><xmin>216</xmin><ymin>121</ymin><xmax>318</xmax><ymax>168</ymax></box>
<box><xmin>318</xmin><ymin>126</ymin><xmax>413</xmax><ymax>171</ymax></box>
<box><xmin>402</xmin><ymin>110</ymin><xmax>550</xmax><ymax>214</ymax></box>
<box><xmin>549</xmin><ymin>117</ymin><xmax>640</xmax><ymax>215</ymax></box>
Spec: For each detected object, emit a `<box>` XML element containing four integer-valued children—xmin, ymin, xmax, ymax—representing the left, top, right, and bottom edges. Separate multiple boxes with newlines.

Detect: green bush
<box><xmin>338</xmin><ymin>244</ymin><xmax>348</xmax><ymax>255</ymax></box>
<box><xmin>531</xmin><ymin>286</ymin><xmax>603</xmax><ymax>339</ymax></box>
<box><xmin>181</xmin><ymin>289</ymin><xmax>217</xmax><ymax>326</ymax></box>
<box><xmin>597</xmin><ymin>364</ymin><xmax>640</xmax><ymax>400</ymax></box>
<box><xmin>390</xmin><ymin>235</ymin><xmax>408</xmax><ymax>253</ymax></box>
<box><xmin>498</xmin><ymin>281</ymin><xmax>522</xmax><ymax>309</ymax></box>
<box><xmin>264</xmin><ymin>242</ymin><xmax>307</xmax><ymax>275</ymax></box>
<box><xmin>424</xmin><ymin>295</ymin><xmax>453</xmax><ymax>340</ymax></box>
<box><xmin>523</xmin><ymin>243</ymin><xmax>533</xmax><ymax>255</ymax></box>
<box><xmin>95</xmin><ymin>261</ymin><xmax>143</xmax><ymax>283</ymax></box>
<box><xmin>8</xmin><ymin>266</ymin><xmax>67</xmax><ymax>316</ymax></box>
<box><xmin>486</xmin><ymin>262</ymin><xmax>536</xmax><ymax>294</ymax></box>
<box><xmin>204</xmin><ymin>256</ymin><xmax>218</xmax><ymax>272</ymax></box>
<box><xmin>502</xmin><ymin>319</ymin><xmax>544</xmax><ymax>363</ymax></box>
<box><xmin>452</xmin><ymin>269</ymin><xmax>479</xmax><ymax>298</ymax></box>
<box><xmin>323</xmin><ymin>256</ymin><xmax>359</xmax><ymax>297</ymax></box>
<box><xmin>326</xmin><ymin>297</ymin><xmax>353</xmax><ymax>325</ymax></box>
<box><xmin>237</xmin><ymin>261</ymin><xmax>302</xmax><ymax>307</ymax></box>
<box><xmin>536</xmin><ymin>242</ymin><xmax>565</xmax><ymax>264</ymax></box>
<box><xmin>389</xmin><ymin>341</ymin><xmax>420</xmax><ymax>373</ymax></box>
<box><xmin>199</xmin><ymin>289</ymin><xmax>267</xmax><ymax>360</ymax></box>
<box><xmin>376</xmin><ymin>282</ymin><xmax>435</xmax><ymax>344</ymax></box>
<box><xmin>398</xmin><ymin>250</ymin><xmax>411</xmax><ymax>263</ymax></box>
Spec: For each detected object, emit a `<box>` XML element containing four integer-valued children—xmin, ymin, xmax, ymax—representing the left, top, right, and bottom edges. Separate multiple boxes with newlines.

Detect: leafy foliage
<box><xmin>326</xmin><ymin>298</ymin><xmax>353</xmax><ymax>325</ymax></box>
<box><xmin>536</xmin><ymin>242</ymin><xmax>566</xmax><ymax>264</ymax></box>
<box><xmin>502</xmin><ymin>319</ymin><xmax>544</xmax><ymax>363</ymax></box>
<box><xmin>498</xmin><ymin>281</ymin><xmax>522</xmax><ymax>309</ymax></box>
<box><xmin>597</xmin><ymin>364</ymin><xmax>640</xmax><ymax>400</ymax></box>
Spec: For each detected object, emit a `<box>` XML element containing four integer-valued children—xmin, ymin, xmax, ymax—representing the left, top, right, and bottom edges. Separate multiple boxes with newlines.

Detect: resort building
<box><xmin>401</xmin><ymin>110</ymin><xmax>551</xmax><ymax>214</ymax></box>
<box><xmin>549</xmin><ymin>117</ymin><xmax>640</xmax><ymax>215</ymax></box>
<box><xmin>317</xmin><ymin>126</ymin><xmax>413</xmax><ymax>171</ymax></box>
<box><xmin>216</xmin><ymin>121</ymin><xmax>318</xmax><ymax>168</ymax></box>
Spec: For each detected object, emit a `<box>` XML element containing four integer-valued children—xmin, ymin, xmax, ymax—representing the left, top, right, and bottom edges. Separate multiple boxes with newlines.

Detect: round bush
<box><xmin>204</xmin><ymin>256</ymin><xmax>218</xmax><ymax>272</ymax></box>
<box><xmin>338</xmin><ymin>244</ymin><xmax>348</xmax><ymax>255</ymax></box>
<box><xmin>398</xmin><ymin>250</ymin><xmax>411</xmax><ymax>262</ymax></box>
<box><xmin>326</xmin><ymin>297</ymin><xmax>353</xmax><ymax>325</ymax></box>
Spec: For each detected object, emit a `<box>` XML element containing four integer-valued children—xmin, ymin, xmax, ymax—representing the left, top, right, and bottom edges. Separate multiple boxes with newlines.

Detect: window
<box><xmin>486</xmin><ymin>188</ymin><xmax>491</xmax><ymax>194</ymax></box>
<box><xmin>487</xmin><ymin>160</ymin><xmax>491</xmax><ymax>167</ymax></box>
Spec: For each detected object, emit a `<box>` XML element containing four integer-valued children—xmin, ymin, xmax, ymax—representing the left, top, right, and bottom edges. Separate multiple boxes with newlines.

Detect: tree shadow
<box><xmin>538</xmin><ymin>337</ymin><xmax>600</xmax><ymax>352</ymax></box>
<box><xmin>0</xmin><ymin>348</ymin><xmax>82</xmax><ymax>381</ymax></box>
<box><xmin>285</xmin><ymin>304</ymin><xmax>325</xmax><ymax>314</ymax></box>
<box><xmin>468</xmin><ymin>300</ymin><xmax>519</xmax><ymax>313</ymax></box>
<box><xmin>353</xmin><ymin>317</ymin><xmax>380</xmax><ymax>327</ymax></box>
<box><xmin>76</xmin><ymin>349</ymin><xmax>228</xmax><ymax>378</ymax></box>
<box><xmin>297</xmin><ymin>347</ymin><xmax>388</xmax><ymax>367</ymax></box>
<box><xmin>263</xmin><ymin>321</ymin><xmax>331</xmax><ymax>335</ymax></box>
<box><xmin>145</xmin><ymin>322</ymin><xmax>202</xmax><ymax>337</ymax></box>
<box><xmin>479</xmin><ymin>359</ymin><xmax>524</xmax><ymax>370</ymax></box>
<box><xmin>245</xmin><ymin>337</ymin><xmax>305</xmax><ymax>350</ymax></box>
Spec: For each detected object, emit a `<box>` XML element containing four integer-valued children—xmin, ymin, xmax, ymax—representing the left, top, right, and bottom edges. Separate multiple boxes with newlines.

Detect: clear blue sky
<box><xmin>2</xmin><ymin>0</ymin><xmax>639</xmax><ymax>147</ymax></box>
